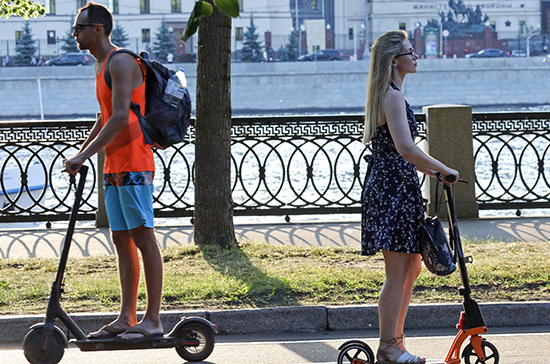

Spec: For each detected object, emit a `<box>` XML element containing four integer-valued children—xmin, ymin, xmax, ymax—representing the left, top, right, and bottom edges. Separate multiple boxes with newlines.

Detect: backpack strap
<box><xmin>433</xmin><ymin>174</ymin><xmax>444</xmax><ymax>217</ymax></box>
<box><xmin>104</xmin><ymin>48</ymin><xmax>142</xmax><ymax>90</ymax></box>
<box><xmin>103</xmin><ymin>48</ymin><xmax>152</xmax><ymax>146</ymax></box>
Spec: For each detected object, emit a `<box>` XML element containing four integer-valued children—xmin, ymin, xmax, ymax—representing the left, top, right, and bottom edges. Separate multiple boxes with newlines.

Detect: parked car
<box><xmin>45</xmin><ymin>53</ymin><xmax>93</xmax><ymax>66</ymax></box>
<box><xmin>297</xmin><ymin>49</ymin><xmax>345</xmax><ymax>61</ymax></box>
<box><xmin>465</xmin><ymin>48</ymin><xmax>509</xmax><ymax>58</ymax></box>
<box><xmin>511</xmin><ymin>50</ymin><xmax>527</xmax><ymax>57</ymax></box>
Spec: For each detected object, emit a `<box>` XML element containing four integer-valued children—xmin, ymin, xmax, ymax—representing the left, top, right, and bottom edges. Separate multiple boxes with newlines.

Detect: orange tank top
<box><xmin>96</xmin><ymin>48</ymin><xmax>155</xmax><ymax>174</ymax></box>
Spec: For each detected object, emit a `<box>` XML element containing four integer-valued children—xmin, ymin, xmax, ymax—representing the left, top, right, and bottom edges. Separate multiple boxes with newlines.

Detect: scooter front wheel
<box><xmin>337</xmin><ymin>340</ymin><xmax>375</xmax><ymax>364</ymax></box>
<box><xmin>175</xmin><ymin>322</ymin><xmax>215</xmax><ymax>362</ymax></box>
<box><xmin>23</xmin><ymin>326</ymin><xmax>66</xmax><ymax>364</ymax></box>
<box><xmin>462</xmin><ymin>340</ymin><xmax>499</xmax><ymax>364</ymax></box>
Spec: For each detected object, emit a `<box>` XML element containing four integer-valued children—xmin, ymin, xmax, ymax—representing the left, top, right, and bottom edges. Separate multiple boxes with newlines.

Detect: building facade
<box><xmin>0</xmin><ymin>0</ymin><xmax>546</xmax><ymax>61</ymax></box>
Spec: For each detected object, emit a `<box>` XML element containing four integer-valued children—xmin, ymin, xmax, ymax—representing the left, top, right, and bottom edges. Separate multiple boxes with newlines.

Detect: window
<box><xmin>142</xmin><ymin>29</ymin><xmax>150</xmax><ymax>43</ymax></box>
<box><xmin>348</xmin><ymin>27</ymin><xmax>354</xmax><ymax>40</ymax></box>
<box><xmin>15</xmin><ymin>31</ymin><xmax>23</xmax><ymax>43</ymax></box>
<box><xmin>171</xmin><ymin>0</ymin><xmax>181</xmax><ymax>13</ymax></box>
<box><xmin>46</xmin><ymin>0</ymin><xmax>56</xmax><ymax>14</ymax></box>
<box><xmin>47</xmin><ymin>30</ymin><xmax>56</xmax><ymax>45</ymax></box>
<box><xmin>140</xmin><ymin>0</ymin><xmax>150</xmax><ymax>14</ymax></box>
<box><xmin>235</xmin><ymin>27</ymin><xmax>243</xmax><ymax>41</ymax></box>
<box><xmin>77</xmin><ymin>0</ymin><xmax>86</xmax><ymax>10</ymax></box>
<box><xmin>238</xmin><ymin>0</ymin><xmax>243</xmax><ymax>10</ymax></box>
<box><xmin>399</xmin><ymin>23</ymin><xmax>406</xmax><ymax>31</ymax></box>
<box><xmin>311</xmin><ymin>0</ymin><xmax>318</xmax><ymax>10</ymax></box>
<box><xmin>108</xmin><ymin>0</ymin><xmax>119</xmax><ymax>14</ymax></box>
<box><xmin>519</xmin><ymin>20</ymin><xmax>526</xmax><ymax>34</ymax></box>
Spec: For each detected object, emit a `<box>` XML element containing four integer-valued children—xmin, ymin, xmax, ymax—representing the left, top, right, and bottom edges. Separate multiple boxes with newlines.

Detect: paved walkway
<box><xmin>2</xmin><ymin>217</ymin><xmax>550</xmax><ymax>345</ymax></box>
<box><xmin>2</xmin><ymin>216</ymin><xmax>550</xmax><ymax>259</ymax></box>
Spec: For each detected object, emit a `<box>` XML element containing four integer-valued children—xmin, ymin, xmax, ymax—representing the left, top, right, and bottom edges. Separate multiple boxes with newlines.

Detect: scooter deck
<box><xmin>351</xmin><ymin>360</ymin><xmax>446</xmax><ymax>364</ymax></box>
<box><xmin>72</xmin><ymin>335</ymin><xmax>200</xmax><ymax>351</ymax></box>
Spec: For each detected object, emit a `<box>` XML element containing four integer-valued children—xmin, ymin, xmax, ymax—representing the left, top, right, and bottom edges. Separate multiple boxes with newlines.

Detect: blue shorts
<box><xmin>104</xmin><ymin>172</ymin><xmax>154</xmax><ymax>231</ymax></box>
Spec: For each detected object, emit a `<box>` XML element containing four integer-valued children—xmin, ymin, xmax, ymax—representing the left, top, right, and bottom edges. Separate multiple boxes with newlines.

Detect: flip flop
<box><xmin>115</xmin><ymin>327</ymin><xmax>164</xmax><ymax>343</ymax></box>
<box><xmin>87</xmin><ymin>324</ymin><xmax>126</xmax><ymax>340</ymax></box>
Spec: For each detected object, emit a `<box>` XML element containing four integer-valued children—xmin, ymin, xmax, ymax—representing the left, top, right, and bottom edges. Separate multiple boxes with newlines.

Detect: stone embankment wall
<box><xmin>1</xmin><ymin>57</ymin><xmax>549</xmax><ymax>119</ymax></box>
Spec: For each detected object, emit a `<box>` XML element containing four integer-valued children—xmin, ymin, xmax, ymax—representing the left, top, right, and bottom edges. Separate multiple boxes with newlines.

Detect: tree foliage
<box><xmin>240</xmin><ymin>15</ymin><xmax>263</xmax><ymax>62</ymax></box>
<box><xmin>111</xmin><ymin>21</ymin><xmax>129</xmax><ymax>48</ymax></box>
<box><xmin>15</xmin><ymin>21</ymin><xmax>36</xmax><ymax>65</ymax></box>
<box><xmin>61</xmin><ymin>20</ymin><xmax>79</xmax><ymax>54</ymax></box>
<box><xmin>153</xmin><ymin>18</ymin><xmax>177</xmax><ymax>62</ymax></box>
<box><xmin>182</xmin><ymin>0</ymin><xmax>240</xmax><ymax>42</ymax></box>
<box><xmin>283</xmin><ymin>30</ymin><xmax>299</xmax><ymax>61</ymax></box>
<box><xmin>1</xmin><ymin>0</ymin><xmax>46</xmax><ymax>19</ymax></box>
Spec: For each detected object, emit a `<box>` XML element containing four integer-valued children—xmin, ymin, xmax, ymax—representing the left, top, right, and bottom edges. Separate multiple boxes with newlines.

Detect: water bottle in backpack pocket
<box><xmin>163</xmin><ymin>69</ymin><xmax>187</xmax><ymax>108</ymax></box>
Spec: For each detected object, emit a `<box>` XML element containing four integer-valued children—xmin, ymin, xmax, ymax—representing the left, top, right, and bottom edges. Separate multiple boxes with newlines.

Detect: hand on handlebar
<box><xmin>435</xmin><ymin>170</ymin><xmax>467</xmax><ymax>185</ymax></box>
<box><xmin>63</xmin><ymin>156</ymin><xmax>84</xmax><ymax>175</ymax></box>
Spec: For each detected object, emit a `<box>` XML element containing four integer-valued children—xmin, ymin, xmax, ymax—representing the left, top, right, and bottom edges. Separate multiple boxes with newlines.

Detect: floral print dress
<box><xmin>360</xmin><ymin>83</ymin><xmax>425</xmax><ymax>256</ymax></box>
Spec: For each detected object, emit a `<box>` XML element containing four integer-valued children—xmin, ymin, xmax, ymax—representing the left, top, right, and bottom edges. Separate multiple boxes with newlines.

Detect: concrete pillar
<box><xmin>423</xmin><ymin>104</ymin><xmax>478</xmax><ymax>219</ymax></box>
<box><xmin>414</xmin><ymin>28</ymin><xmax>424</xmax><ymax>57</ymax></box>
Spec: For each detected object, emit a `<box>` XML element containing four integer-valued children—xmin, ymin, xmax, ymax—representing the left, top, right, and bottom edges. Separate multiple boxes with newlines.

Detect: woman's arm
<box><xmin>383</xmin><ymin>89</ymin><xmax>458</xmax><ymax>181</ymax></box>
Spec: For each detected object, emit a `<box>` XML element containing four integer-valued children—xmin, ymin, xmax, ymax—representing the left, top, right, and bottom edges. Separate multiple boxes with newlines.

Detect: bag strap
<box><xmin>433</xmin><ymin>174</ymin><xmax>444</xmax><ymax>216</ymax></box>
<box><xmin>103</xmin><ymin>49</ymin><xmax>152</xmax><ymax>146</ymax></box>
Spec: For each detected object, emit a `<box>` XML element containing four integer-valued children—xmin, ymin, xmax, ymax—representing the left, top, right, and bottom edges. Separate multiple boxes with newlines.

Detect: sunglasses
<box><xmin>395</xmin><ymin>48</ymin><xmax>417</xmax><ymax>58</ymax></box>
<box><xmin>72</xmin><ymin>23</ymin><xmax>103</xmax><ymax>32</ymax></box>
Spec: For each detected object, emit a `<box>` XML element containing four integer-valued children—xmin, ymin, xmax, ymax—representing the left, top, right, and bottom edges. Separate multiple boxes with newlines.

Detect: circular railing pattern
<box><xmin>472</xmin><ymin>113</ymin><xmax>550</xmax><ymax>211</ymax></box>
<box><xmin>0</xmin><ymin>121</ymin><xmax>97</xmax><ymax>222</ymax></box>
<box><xmin>1</xmin><ymin>115</ymin><xmax>431</xmax><ymax>223</ymax></box>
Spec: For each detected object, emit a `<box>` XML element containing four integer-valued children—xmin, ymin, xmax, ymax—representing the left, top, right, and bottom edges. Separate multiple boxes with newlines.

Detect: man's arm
<box><xmin>79</xmin><ymin>115</ymin><xmax>102</xmax><ymax>153</ymax></box>
<box><xmin>64</xmin><ymin>52</ymin><xmax>142</xmax><ymax>173</ymax></box>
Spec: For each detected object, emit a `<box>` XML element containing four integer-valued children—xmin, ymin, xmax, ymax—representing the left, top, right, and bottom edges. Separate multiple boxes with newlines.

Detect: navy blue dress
<box><xmin>361</xmin><ymin>83</ymin><xmax>425</xmax><ymax>256</ymax></box>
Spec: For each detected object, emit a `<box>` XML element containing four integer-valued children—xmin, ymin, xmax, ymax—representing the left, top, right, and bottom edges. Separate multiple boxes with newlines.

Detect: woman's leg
<box><xmin>379</xmin><ymin>250</ymin><xmax>412</xmax><ymax>342</ymax></box>
<box><xmin>396</xmin><ymin>253</ymin><xmax>422</xmax><ymax>350</ymax></box>
<box><xmin>378</xmin><ymin>250</ymin><xmax>425</xmax><ymax>363</ymax></box>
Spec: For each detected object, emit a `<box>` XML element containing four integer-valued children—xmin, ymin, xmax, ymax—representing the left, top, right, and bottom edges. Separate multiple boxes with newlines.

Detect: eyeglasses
<box><xmin>395</xmin><ymin>48</ymin><xmax>417</xmax><ymax>58</ymax></box>
<box><xmin>72</xmin><ymin>23</ymin><xmax>103</xmax><ymax>33</ymax></box>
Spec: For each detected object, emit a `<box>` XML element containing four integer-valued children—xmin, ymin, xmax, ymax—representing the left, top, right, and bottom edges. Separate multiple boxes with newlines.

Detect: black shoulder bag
<box><xmin>420</xmin><ymin>178</ymin><xmax>456</xmax><ymax>276</ymax></box>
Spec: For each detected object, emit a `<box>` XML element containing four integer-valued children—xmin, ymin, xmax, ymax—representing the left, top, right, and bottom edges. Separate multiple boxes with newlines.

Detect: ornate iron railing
<box><xmin>3</xmin><ymin>111</ymin><xmax>550</xmax><ymax>223</ymax></box>
<box><xmin>473</xmin><ymin>112</ymin><xmax>550</xmax><ymax>213</ymax></box>
<box><xmin>0</xmin><ymin>116</ymin><xmax>427</xmax><ymax>223</ymax></box>
<box><xmin>0</xmin><ymin>120</ymin><xmax>98</xmax><ymax>223</ymax></box>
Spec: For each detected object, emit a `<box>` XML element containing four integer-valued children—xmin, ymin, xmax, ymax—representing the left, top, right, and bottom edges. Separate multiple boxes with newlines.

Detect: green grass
<box><xmin>0</xmin><ymin>239</ymin><xmax>549</xmax><ymax>315</ymax></box>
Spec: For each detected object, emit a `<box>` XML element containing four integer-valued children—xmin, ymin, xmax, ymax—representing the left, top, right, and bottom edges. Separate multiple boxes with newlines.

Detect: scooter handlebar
<box><xmin>434</xmin><ymin>172</ymin><xmax>468</xmax><ymax>184</ymax></box>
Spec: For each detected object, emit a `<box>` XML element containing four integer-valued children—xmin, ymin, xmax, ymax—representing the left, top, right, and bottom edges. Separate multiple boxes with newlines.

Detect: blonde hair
<box><xmin>363</xmin><ymin>30</ymin><xmax>408</xmax><ymax>144</ymax></box>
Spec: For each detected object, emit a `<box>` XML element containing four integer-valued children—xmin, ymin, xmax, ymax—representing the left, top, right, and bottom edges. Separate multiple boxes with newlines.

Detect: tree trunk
<box><xmin>194</xmin><ymin>1</ymin><xmax>237</xmax><ymax>248</ymax></box>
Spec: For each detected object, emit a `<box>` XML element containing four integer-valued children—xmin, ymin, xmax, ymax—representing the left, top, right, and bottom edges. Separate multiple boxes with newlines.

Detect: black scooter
<box><xmin>23</xmin><ymin>166</ymin><xmax>218</xmax><ymax>364</ymax></box>
<box><xmin>337</xmin><ymin>175</ymin><xmax>499</xmax><ymax>364</ymax></box>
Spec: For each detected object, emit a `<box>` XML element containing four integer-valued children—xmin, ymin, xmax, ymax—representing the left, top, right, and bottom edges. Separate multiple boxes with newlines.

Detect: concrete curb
<box><xmin>1</xmin><ymin>301</ymin><xmax>549</xmax><ymax>344</ymax></box>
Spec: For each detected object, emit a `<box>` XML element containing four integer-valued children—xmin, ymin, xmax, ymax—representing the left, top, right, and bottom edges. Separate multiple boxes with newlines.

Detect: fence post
<box><xmin>423</xmin><ymin>104</ymin><xmax>478</xmax><ymax>219</ymax></box>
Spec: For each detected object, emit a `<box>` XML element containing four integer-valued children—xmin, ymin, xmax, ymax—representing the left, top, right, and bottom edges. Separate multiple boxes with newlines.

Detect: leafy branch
<box><xmin>0</xmin><ymin>0</ymin><xmax>46</xmax><ymax>19</ymax></box>
<box><xmin>182</xmin><ymin>0</ymin><xmax>240</xmax><ymax>42</ymax></box>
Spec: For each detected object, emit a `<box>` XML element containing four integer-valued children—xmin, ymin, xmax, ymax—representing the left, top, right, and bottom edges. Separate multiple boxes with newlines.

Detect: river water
<box><xmin>2</xmin><ymin>105</ymin><xmax>550</xmax><ymax>230</ymax></box>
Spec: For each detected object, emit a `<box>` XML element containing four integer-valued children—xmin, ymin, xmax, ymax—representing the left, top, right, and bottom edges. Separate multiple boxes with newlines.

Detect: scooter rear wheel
<box><xmin>337</xmin><ymin>341</ymin><xmax>375</xmax><ymax>364</ymax></box>
<box><xmin>175</xmin><ymin>322</ymin><xmax>215</xmax><ymax>362</ymax></box>
<box><xmin>462</xmin><ymin>340</ymin><xmax>499</xmax><ymax>364</ymax></box>
<box><xmin>23</xmin><ymin>326</ymin><xmax>66</xmax><ymax>364</ymax></box>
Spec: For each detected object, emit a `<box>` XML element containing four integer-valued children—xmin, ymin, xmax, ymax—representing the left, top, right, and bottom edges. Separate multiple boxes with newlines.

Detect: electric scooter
<box><xmin>337</xmin><ymin>175</ymin><xmax>500</xmax><ymax>364</ymax></box>
<box><xmin>23</xmin><ymin>166</ymin><xmax>218</xmax><ymax>364</ymax></box>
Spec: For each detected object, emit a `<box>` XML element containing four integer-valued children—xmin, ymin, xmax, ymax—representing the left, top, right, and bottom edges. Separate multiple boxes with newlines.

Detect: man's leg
<box><xmin>118</xmin><ymin>225</ymin><xmax>163</xmax><ymax>340</ymax></box>
<box><xmin>88</xmin><ymin>230</ymin><xmax>140</xmax><ymax>337</ymax></box>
